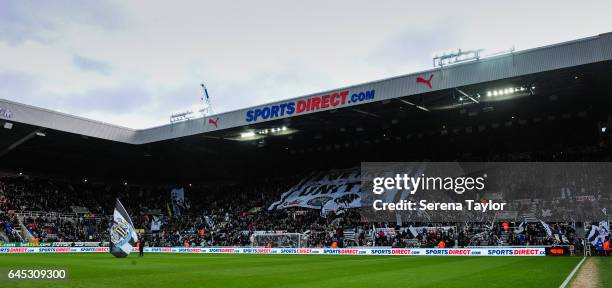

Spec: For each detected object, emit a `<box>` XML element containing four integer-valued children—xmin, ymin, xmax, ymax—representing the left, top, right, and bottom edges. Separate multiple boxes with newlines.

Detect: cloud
<box><xmin>0</xmin><ymin>0</ymin><xmax>124</xmax><ymax>45</ymax></box>
<box><xmin>73</xmin><ymin>55</ymin><xmax>112</xmax><ymax>75</ymax></box>
<box><xmin>67</xmin><ymin>84</ymin><xmax>151</xmax><ymax>114</ymax></box>
<box><xmin>0</xmin><ymin>69</ymin><xmax>145</xmax><ymax>119</ymax></box>
<box><xmin>367</xmin><ymin>23</ymin><xmax>466</xmax><ymax>75</ymax></box>
<box><xmin>0</xmin><ymin>70</ymin><xmax>40</xmax><ymax>102</ymax></box>
<box><xmin>0</xmin><ymin>2</ymin><xmax>55</xmax><ymax>45</ymax></box>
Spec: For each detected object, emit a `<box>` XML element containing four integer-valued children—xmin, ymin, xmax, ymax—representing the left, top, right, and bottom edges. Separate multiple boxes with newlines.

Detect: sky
<box><xmin>1</xmin><ymin>1</ymin><xmax>612</xmax><ymax>129</ymax></box>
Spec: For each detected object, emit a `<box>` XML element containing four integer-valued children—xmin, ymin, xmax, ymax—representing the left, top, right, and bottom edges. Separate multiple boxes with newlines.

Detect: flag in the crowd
<box><xmin>204</xmin><ymin>215</ymin><xmax>214</xmax><ymax>228</ymax></box>
<box><xmin>151</xmin><ymin>216</ymin><xmax>162</xmax><ymax>232</ymax></box>
<box><xmin>110</xmin><ymin>199</ymin><xmax>138</xmax><ymax>258</ymax></box>
<box><xmin>587</xmin><ymin>221</ymin><xmax>610</xmax><ymax>245</ymax></box>
<box><xmin>344</xmin><ymin>228</ymin><xmax>356</xmax><ymax>242</ymax></box>
<box><xmin>170</xmin><ymin>188</ymin><xmax>186</xmax><ymax>218</ymax></box>
<box><xmin>540</xmin><ymin>220</ymin><xmax>553</xmax><ymax>237</ymax></box>
<box><xmin>166</xmin><ymin>203</ymin><xmax>172</xmax><ymax>218</ymax></box>
<box><xmin>371</xmin><ymin>224</ymin><xmax>376</xmax><ymax>243</ymax></box>
<box><xmin>408</xmin><ymin>226</ymin><xmax>419</xmax><ymax>238</ymax></box>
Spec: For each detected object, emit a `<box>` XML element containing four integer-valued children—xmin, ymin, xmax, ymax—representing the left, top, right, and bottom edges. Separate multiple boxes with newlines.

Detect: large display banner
<box><xmin>170</xmin><ymin>188</ymin><xmax>186</xmax><ymax>217</ymax></box>
<box><xmin>0</xmin><ymin>247</ymin><xmax>546</xmax><ymax>256</ymax></box>
<box><xmin>269</xmin><ymin>168</ymin><xmax>362</xmax><ymax>211</ymax></box>
<box><xmin>587</xmin><ymin>221</ymin><xmax>610</xmax><ymax>245</ymax></box>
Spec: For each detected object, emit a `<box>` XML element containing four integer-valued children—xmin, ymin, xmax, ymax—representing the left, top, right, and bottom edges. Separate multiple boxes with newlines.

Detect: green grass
<box><xmin>597</xmin><ymin>257</ymin><xmax>612</xmax><ymax>288</ymax></box>
<box><xmin>0</xmin><ymin>254</ymin><xmax>584</xmax><ymax>288</ymax></box>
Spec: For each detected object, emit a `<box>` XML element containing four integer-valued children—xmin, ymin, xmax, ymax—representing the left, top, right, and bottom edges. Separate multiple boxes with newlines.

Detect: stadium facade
<box><xmin>1</xmin><ymin>32</ymin><xmax>612</xmax><ymax>183</ymax></box>
<box><xmin>1</xmin><ymin>32</ymin><xmax>612</xmax><ymax>262</ymax></box>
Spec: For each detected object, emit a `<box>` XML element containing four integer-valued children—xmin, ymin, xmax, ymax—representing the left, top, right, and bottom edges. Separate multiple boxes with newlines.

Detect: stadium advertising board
<box><xmin>0</xmin><ymin>242</ymin><xmax>107</xmax><ymax>247</ymax></box>
<box><xmin>0</xmin><ymin>247</ymin><xmax>546</xmax><ymax>256</ymax></box>
<box><xmin>545</xmin><ymin>246</ymin><xmax>571</xmax><ymax>256</ymax></box>
<box><xmin>0</xmin><ymin>106</ymin><xmax>12</xmax><ymax>119</ymax></box>
<box><xmin>0</xmin><ymin>242</ymin><xmax>31</xmax><ymax>247</ymax></box>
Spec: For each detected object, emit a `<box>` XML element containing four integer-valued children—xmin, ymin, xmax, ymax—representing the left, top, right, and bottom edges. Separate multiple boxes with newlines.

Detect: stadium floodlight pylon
<box><xmin>250</xmin><ymin>233</ymin><xmax>308</xmax><ymax>248</ymax></box>
<box><xmin>432</xmin><ymin>48</ymin><xmax>484</xmax><ymax>67</ymax></box>
<box><xmin>168</xmin><ymin>83</ymin><xmax>214</xmax><ymax>124</ymax></box>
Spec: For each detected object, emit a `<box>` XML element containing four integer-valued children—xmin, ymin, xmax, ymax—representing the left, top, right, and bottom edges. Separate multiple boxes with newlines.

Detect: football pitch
<box><xmin>0</xmin><ymin>254</ymin><xmax>607</xmax><ymax>288</ymax></box>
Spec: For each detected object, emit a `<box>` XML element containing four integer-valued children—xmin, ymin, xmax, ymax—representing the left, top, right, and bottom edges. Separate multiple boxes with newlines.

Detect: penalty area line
<box><xmin>559</xmin><ymin>256</ymin><xmax>586</xmax><ymax>288</ymax></box>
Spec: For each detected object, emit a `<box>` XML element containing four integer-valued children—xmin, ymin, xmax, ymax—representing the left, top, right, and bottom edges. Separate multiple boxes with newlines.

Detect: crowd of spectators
<box><xmin>0</xmin><ymin>211</ymin><xmax>22</xmax><ymax>242</ymax></box>
<box><xmin>21</xmin><ymin>215</ymin><xmax>109</xmax><ymax>243</ymax></box>
<box><xmin>0</xmin><ymin>146</ymin><xmax>608</xmax><ymax>249</ymax></box>
<box><xmin>0</xmin><ymin>171</ymin><xmax>585</xmax><ymax>250</ymax></box>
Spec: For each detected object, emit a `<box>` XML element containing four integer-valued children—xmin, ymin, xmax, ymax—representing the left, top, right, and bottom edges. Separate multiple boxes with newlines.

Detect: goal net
<box><xmin>250</xmin><ymin>233</ymin><xmax>308</xmax><ymax>248</ymax></box>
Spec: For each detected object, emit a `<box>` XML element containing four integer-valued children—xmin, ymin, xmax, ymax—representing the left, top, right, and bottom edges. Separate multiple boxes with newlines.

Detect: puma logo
<box><xmin>208</xmin><ymin>117</ymin><xmax>219</xmax><ymax>128</ymax></box>
<box><xmin>416</xmin><ymin>74</ymin><xmax>434</xmax><ymax>88</ymax></box>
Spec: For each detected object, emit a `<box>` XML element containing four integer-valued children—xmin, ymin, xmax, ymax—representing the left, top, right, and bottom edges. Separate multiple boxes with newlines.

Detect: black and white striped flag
<box><xmin>110</xmin><ymin>199</ymin><xmax>138</xmax><ymax>258</ymax></box>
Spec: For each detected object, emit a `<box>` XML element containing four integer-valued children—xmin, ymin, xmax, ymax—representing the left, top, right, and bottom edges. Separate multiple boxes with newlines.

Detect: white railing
<box><xmin>14</xmin><ymin>211</ymin><xmax>107</xmax><ymax>221</ymax></box>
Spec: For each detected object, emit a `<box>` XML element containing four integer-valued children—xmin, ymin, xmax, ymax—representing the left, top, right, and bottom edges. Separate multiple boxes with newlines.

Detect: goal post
<box><xmin>250</xmin><ymin>233</ymin><xmax>308</xmax><ymax>248</ymax></box>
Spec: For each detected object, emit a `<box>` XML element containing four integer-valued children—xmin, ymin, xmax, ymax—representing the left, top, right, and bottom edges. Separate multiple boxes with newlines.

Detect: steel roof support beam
<box><xmin>398</xmin><ymin>99</ymin><xmax>430</xmax><ymax>112</ymax></box>
<box><xmin>455</xmin><ymin>88</ymin><xmax>479</xmax><ymax>104</ymax></box>
<box><xmin>0</xmin><ymin>128</ymin><xmax>46</xmax><ymax>158</ymax></box>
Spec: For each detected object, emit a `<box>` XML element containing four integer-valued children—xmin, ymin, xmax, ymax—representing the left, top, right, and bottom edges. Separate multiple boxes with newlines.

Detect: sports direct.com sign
<box><xmin>245</xmin><ymin>89</ymin><xmax>376</xmax><ymax>123</ymax></box>
<box><xmin>0</xmin><ymin>247</ymin><xmax>545</xmax><ymax>256</ymax></box>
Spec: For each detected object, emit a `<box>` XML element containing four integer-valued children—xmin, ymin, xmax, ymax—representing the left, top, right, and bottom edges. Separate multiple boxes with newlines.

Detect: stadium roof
<box><xmin>2</xmin><ymin>32</ymin><xmax>612</xmax><ymax>145</ymax></box>
<box><xmin>1</xmin><ymin>32</ymin><xmax>612</xmax><ymax>184</ymax></box>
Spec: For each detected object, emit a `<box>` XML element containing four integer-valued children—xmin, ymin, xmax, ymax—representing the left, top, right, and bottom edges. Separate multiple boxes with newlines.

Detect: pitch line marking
<box><xmin>559</xmin><ymin>256</ymin><xmax>586</xmax><ymax>288</ymax></box>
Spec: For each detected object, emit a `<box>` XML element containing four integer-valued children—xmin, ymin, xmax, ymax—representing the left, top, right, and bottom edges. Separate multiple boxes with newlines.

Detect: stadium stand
<box><xmin>0</xmin><ymin>144</ymin><xmax>606</xmax><ymax>251</ymax></box>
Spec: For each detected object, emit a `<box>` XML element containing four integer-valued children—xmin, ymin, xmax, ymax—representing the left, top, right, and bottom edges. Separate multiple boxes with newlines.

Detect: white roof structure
<box><xmin>2</xmin><ymin>32</ymin><xmax>612</xmax><ymax>145</ymax></box>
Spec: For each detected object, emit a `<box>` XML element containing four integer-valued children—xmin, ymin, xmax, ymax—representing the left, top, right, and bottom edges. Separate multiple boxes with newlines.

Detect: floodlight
<box><xmin>241</xmin><ymin>132</ymin><xmax>255</xmax><ymax>138</ymax></box>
